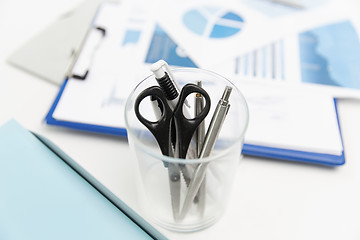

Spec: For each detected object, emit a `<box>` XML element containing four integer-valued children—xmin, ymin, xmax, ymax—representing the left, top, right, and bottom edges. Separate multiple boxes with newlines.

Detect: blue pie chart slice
<box><xmin>183</xmin><ymin>7</ymin><xmax>244</xmax><ymax>38</ymax></box>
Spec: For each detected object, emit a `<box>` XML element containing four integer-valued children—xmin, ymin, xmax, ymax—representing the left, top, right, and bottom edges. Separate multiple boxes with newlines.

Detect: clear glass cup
<box><xmin>124</xmin><ymin>68</ymin><xmax>249</xmax><ymax>232</ymax></box>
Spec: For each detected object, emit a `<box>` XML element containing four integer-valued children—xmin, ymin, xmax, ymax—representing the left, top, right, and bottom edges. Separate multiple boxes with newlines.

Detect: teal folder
<box><xmin>0</xmin><ymin>120</ymin><xmax>166</xmax><ymax>240</ymax></box>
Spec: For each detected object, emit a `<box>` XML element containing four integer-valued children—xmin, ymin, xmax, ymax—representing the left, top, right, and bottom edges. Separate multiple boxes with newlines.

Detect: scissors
<box><xmin>134</xmin><ymin>83</ymin><xmax>211</xmax><ymax>220</ymax></box>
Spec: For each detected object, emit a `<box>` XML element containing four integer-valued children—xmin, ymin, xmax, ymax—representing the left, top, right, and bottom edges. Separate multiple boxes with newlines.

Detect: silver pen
<box><xmin>194</xmin><ymin>81</ymin><xmax>206</xmax><ymax>214</ymax></box>
<box><xmin>180</xmin><ymin>86</ymin><xmax>232</xmax><ymax>219</ymax></box>
<box><xmin>195</xmin><ymin>81</ymin><xmax>205</xmax><ymax>157</ymax></box>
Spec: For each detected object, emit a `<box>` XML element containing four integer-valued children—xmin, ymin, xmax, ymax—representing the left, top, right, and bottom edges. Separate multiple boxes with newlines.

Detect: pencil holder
<box><xmin>125</xmin><ymin>67</ymin><xmax>249</xmax><ymax>232</ymax></box>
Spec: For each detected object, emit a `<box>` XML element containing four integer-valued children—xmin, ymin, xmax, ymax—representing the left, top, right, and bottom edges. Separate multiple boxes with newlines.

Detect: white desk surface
<box><xmin>1</xmin><ymin>0</ymin><xmax>360</xmax><ymax>239</ymax></box>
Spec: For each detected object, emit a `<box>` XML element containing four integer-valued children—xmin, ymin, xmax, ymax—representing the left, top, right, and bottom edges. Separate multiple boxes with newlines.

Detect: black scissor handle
<box><xmin>173</xmin><ymin>83</ymin><xmax>211</xmax><ymax>158</ymax></box>
<box><xmin>134</xmin><ymin>86</ymin><xmax>173</xmax><ymax>157</ymax></box>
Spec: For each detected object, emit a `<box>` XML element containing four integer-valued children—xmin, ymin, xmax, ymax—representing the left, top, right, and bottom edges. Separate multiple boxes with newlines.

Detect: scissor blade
<box><xmin>179</xmin><ymin>162</ymin><xmax>209</xmax><ymax>220</ymax></box>
<box><xmin>168</xmin><ymin>163</ymin><xmax>181</xmax><ymax>221</ymax></box>
<box><xmin>197</xmin><ymin>176</ymin><xmax>206</xmax><ymax>216</ymax></box>
<box><xmin>179</xmin><ymin>164</ymin><xmax>202</xmax><ymax>204</ymax></box>
<box><xmin>179</xmin><ymin>164</ymin><xmax>191</xmax><ymax>187</ymax></box>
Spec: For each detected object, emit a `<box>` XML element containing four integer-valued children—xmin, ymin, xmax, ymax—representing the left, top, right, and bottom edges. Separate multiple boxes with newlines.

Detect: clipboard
<box><xmin>46</xmin><ymin>84</ymin><xmax>345</xmax><ymax>166</ymax></box>
<box><xmin>45</xmin><ymin>2</ymin><xmax>345</xmax><ymax>166</ymax></box>
<box><xmin>7</xmin><ymin>0</ymin><xmax>105</xmax><ymax>85</ymax></box>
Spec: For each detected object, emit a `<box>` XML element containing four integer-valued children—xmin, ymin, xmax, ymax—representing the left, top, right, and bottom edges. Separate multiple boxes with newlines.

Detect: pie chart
<box><xmin>182</xmin><ymin>6</ymin><xmax>245</xmax><ymax>38</ymax></box>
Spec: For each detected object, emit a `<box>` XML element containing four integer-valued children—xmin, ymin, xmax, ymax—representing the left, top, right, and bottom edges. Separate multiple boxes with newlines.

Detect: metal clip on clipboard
<box><xmin>69</xmin><ymin>26</ymin><xmax>106</xmax><ymax>80</ymax></box>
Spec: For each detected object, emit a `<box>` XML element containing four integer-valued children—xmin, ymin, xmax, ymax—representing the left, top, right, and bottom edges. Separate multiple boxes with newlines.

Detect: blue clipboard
<box><xmin>46</xmin><ymin>80</ymin><xmax>345</xmax><ymax>167</ymax></box>
<box><xmin>45</xmin><ymin>2</ymin><xmax>345</xmax><ymax>167</ymax></box>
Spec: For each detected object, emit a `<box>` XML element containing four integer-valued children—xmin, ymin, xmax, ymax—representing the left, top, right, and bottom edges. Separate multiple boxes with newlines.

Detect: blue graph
<box><xmin>145</xmin><ymin>25</ymin><xmax>197</xmax><ymax>67</ymax></box>
<box><xmin>182</xmin><ymin>7</ymin><xmax>244</xmax><ymax>38</ymax></box>
<box><xmin>299</xmin><ymin>21</ymin><xmax>360</xmax><ymax>89</ymax></box>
